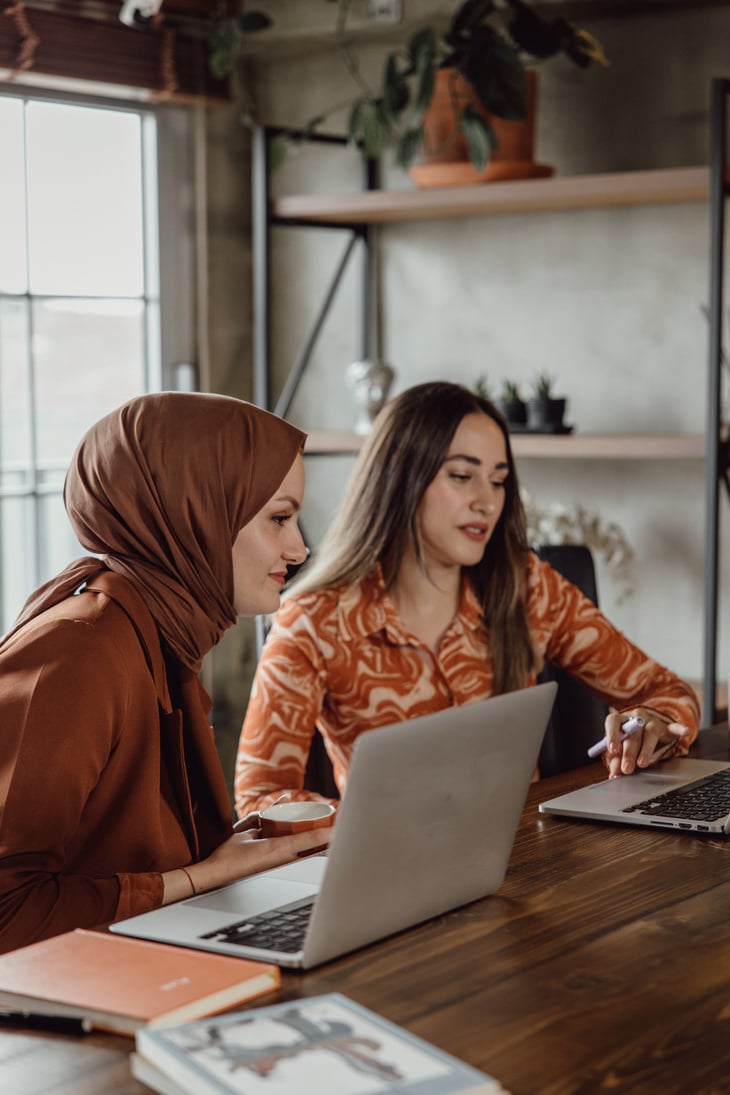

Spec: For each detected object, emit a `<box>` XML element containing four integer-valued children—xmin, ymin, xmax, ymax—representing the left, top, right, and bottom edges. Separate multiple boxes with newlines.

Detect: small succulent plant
<box><xmin>501</xmin><ymin>379</ymin><xmax>523</xmax><ymax>403</ymax></box>
<box><xmin>532</xmin><ymin>371</ymin><xmax>556</xmax><ymax>399</ymax></box>
<box><xmin>474</xmin><ymin>373</ymin><xmax>493</xmax><ymax>400</ymax></box>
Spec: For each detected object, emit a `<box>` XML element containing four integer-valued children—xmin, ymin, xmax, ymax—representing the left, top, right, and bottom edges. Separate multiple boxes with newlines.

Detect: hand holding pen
<box><xmin>588</xmin><ymin>712</ymin><xmax>692</xmax><ymax>777</ymax></box>
<box><xmin>587</xmin><ymin>715</ymin><xmax>644</xmax><ymax>759</ymax></box>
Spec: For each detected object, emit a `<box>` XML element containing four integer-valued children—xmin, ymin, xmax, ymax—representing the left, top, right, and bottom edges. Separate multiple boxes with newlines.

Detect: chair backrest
<box><xmin>303</xmin><ymin>731</ymin><xmax>340</xmax><ymax>798</ymax></box>
<box><xmin>534</xmin><ymin>544</ymin><xmax>609</xmax><ymax>777</ymax></box>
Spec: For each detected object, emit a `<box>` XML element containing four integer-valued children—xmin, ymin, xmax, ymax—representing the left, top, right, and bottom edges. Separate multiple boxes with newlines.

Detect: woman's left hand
<box><xmin>604</xmin><ymin>709</ymin><xmax>692</xmax><ymax>779</ymax></box>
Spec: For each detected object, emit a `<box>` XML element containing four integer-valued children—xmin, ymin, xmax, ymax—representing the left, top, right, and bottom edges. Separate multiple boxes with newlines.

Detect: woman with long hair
<box><xmin>235</xmin><ymin>381</ymin><xmax>699</xmax><ymax>817</ymax></box>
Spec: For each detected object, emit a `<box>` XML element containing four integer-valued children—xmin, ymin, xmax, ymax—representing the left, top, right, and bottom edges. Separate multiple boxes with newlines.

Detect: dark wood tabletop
<box><xmin>4</xmin><ymin>724</ymin><xmax>730</xmax><ymax>1095</ymax></box>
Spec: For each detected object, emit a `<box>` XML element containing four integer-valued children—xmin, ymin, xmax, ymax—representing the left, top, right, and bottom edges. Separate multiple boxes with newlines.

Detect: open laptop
<box><xmin>539</xmin><ymin>755</ymin><xmax>730</xmax><ymax>835</ymax></box>
<box><xmin>111</xmin><ymin>681</ymin><xmax>557</xmax><ymax>969</ymax></box>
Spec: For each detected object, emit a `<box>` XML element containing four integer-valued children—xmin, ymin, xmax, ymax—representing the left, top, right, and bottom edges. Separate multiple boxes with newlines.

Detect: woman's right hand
<box><xmin>603</xmin><ymin>708</ymin><xmax>692</xmax><ymax>778</ymax></box>
<box><xmin>161</xmin><ymin>826</ymin><xmax>331</xmax><ymax>906</ymax></box>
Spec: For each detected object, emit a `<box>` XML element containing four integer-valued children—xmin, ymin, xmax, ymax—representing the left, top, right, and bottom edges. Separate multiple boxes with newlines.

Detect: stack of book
<box><xmin>131</xmin><ymin>992</ymin><xmax>510</xmax><ymax>1095</ymax></box>
<box><xmin>0</xmin><ymin>933</ymin><xmax>510</xmax><ymax>1093</ymax></box>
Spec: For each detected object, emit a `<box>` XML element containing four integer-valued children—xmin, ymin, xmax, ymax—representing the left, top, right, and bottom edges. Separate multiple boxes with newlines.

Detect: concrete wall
<box><xmin>197</xmin><ymin>101</ymin><xmax>257</xmax><ymax>781</ymax></box>
<box><xmin>204</xmin><ymin>2</ymin><xmax>730</xmax><ymax>771</ymax></box>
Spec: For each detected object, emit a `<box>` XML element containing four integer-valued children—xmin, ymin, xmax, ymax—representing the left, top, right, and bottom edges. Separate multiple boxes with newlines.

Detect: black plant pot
<box><xmin>526</xmin><ymin>396</ymin><xmax>566</xmax><ymax>432</ymax></box>
<box><xmin>496</xmin><ymin>397</ymin><xmax>528</xmax><ymax>426</ymax></box>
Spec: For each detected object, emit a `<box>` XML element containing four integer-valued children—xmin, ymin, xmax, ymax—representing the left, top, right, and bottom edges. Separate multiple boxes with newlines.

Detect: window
<box><xmin>0</xmin><ymin>91</ymin><xmax>169</xmax><ymax>631</ymax></box>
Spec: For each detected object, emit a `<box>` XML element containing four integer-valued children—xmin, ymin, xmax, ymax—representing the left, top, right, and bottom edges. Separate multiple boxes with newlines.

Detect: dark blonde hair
<box><xmin>292</xmin><ymin>381</ymin><xmax>535</xmax><ymax>693</ymax></box>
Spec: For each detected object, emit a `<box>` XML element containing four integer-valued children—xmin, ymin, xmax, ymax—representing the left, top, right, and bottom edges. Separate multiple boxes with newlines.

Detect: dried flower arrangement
<box><xmin>521</xmin><ymin>489</ymin><xmax>635</xmax><ymax>604</ymax></box>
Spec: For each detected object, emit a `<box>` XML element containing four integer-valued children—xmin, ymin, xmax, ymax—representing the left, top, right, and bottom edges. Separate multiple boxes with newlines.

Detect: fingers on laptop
<box><xmin>606</xmin><ymin>713</ymin><xmax>691</xmax><ymax>778</ymax></box>
<box><xmin>635</xmin><ymin>719</ymin><xmax>691</xmax><ymax>769</ymax></box>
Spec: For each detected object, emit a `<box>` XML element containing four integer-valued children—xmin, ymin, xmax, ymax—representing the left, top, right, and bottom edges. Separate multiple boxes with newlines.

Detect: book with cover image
<box><xmin>133</xmin><ymin>992</ymin><xmax>510</xmax><ymax>1095</ymax></box>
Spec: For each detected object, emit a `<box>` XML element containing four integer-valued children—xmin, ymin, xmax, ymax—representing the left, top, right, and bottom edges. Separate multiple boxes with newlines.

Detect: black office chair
<box><xmin>534</xmin><ymin>543</ymin><xmax>609</xmax><ymax>777</ymax></box>
<box><xmin>303</xmin><ymin>731</ymin><xmax>340</xmax><ymax>798</ymax></box>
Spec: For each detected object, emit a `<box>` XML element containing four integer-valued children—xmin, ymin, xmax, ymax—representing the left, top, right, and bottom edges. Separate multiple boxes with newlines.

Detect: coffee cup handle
<box><xmin>233</xmin><ymin>791</ymin><xmax>297</xmax><ymax>834</ymax></box>
<box><xmin>232</xmin><ymin>810</ymin><xmax>262</xmax><ymax>835</ymax></box>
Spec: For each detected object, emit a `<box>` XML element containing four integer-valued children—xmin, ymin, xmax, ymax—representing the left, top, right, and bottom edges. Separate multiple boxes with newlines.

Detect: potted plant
<box><xmin>316</xmin><ymin>0</ymin><xmax>607</xmax><ymax>179</ymax></box>
<box><xmin>525</xmin><ymin>371</ymin><xmax>567</xmax><ymax>432</ymax></box>
<box><xmin>495</xmin><ymin>378</ymin><xmax>527</xmax><ymax>426</ymax></box>
<box><xmin>352</xmin><ymin>0</ymin><xmax>608</xmax><ymax>181</ymax></box>
<box><xmin>209</xmin><ymin>1</ymin><xmax>608</xmax><ymax>180</ymax></box>
<box><xmin>474</xmin><ymin>373</ymin><xmax>493</xmax><ymax>401</ymax></box>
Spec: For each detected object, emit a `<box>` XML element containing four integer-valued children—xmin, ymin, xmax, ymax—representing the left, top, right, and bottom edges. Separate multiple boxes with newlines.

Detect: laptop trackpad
<box><xmin>189</xmin><ymin>867</ymin><xmax>323</xmax><ymax>918</ymax></box>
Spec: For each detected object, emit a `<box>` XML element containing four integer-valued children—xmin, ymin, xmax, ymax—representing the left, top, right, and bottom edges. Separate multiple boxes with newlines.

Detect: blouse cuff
<box><xmin>114</xmin><ymin>871</ymin><xmax>165</xmax><ymax>920</ymax></box>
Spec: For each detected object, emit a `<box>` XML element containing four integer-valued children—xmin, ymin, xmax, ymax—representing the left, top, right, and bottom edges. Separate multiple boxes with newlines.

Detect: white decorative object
<box><xmin>346</xmin><ymin>358</ymin><xmax>395</xmax><ymax>435</ymax></box>
<box><xmin>522</xmin><ymin>489</ymin><xmax>635</xmax><ymax>604</ymax></box>
<box><xmin>346</xmin><ymin>223</ymin><xmax>396</xmax><ymax>434</ymax></box>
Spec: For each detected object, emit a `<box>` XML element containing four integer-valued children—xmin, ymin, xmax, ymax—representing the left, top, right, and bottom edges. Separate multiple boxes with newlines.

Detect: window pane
<box><xmin>37</xmin><ymin>493</ymin><xmax>82</xmax><ymax>589</ymax></box>
<box><xmin>0</xmin><ymin>98</ymin><xmax>27</xmax><ymax>294</ymax></box>
<box><xmin>26</xmin><ymin>102</ymin><xmax>145</xmax><ymax>297</ymax></box>
<box><xmin>0</xmin><ymin>496</ymin><xmax>34</xmax><ymax>631</ymax></box>
<box><xmin>0</xmin><ymin>92</ymin><xmax>170</xmax><ymax>629</ymax></box>
<box><xmin>0</xmin><ymin>297</ymin><xmax>32</xmax><ymax>474</ymax></box>
<box><xmin>0</xmin><ymin>494</ymin><xmax>82</xmax><ymax>633</ymax></box>
<box><xmin>32</xmin><ymin>298</ymin><xmax>147</xmax><ymax>465</ymax></box>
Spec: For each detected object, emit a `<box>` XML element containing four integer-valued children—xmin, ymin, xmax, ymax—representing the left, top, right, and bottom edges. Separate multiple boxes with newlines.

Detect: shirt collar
<box><xmin>338</xmin><ymin>566</ymin><xmax>484</xmax><ymax>644</ymax></box>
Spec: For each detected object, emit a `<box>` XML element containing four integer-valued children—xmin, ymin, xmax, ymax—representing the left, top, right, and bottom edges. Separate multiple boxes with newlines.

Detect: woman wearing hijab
<box><xmin>0</xmin><ymin>391</ymin><xmax>323</xmax><ymax>954</ymax></box>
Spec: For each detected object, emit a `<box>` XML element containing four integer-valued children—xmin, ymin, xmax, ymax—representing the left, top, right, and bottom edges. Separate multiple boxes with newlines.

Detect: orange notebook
<box><xmin>0</xmin><ymin>929</ymin><xmax>280</xmax><ymax>1036</ymax></box>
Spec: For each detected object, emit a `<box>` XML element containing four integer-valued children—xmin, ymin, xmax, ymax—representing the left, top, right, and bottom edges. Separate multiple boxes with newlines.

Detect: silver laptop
<box><xmin>539</xmin><ymin>755</ymin><xmax>730</xmax><ymax>835</ymax></box>
<box><xmin>111</xmin><ymin>682</ymin><xmax>556</xmax><ymax>969</ymax></box>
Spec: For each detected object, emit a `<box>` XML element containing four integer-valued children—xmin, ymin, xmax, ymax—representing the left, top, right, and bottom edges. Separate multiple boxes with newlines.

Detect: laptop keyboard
<box><xmin>622</xmin><ymin>768</ymin><xmax>730</xmax><ymax>823</ymax></box>
<box><xmin>198</xmin><ymin>896</ymin><xmax>314</xmax><ymax>953</ymax></box>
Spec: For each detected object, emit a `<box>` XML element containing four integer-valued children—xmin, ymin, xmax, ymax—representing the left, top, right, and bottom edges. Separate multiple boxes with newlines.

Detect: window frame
<box><xmin>0</xmin><ymin>83</ymin><xmax>197</xmax><ymax>628</ymax></box>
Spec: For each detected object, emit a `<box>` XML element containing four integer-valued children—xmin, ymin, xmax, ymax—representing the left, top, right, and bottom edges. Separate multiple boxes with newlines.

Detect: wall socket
<box><xmin>367</xmin><ymin>0</ymin><xmax>403</xmax><ymax>25</ymax></box>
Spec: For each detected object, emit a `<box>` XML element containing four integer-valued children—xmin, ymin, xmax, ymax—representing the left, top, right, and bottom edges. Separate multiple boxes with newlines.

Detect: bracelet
<box><xmin>181</xmin><ymin>866</ymin><xmax>197</xmax><ymax>895</ymax></box>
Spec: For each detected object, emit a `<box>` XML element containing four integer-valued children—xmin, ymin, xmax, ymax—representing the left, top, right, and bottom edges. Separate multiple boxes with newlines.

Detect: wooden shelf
<box><xmin>305</xmin><ymin>431</ymin><xmax>707</xmax><ymax>459</ymax></box>
<box><xmin>273</xmin><ymin>166</ymin><xmax>717</xmax><ymax>226</ymax></box>
<box><xmin>305</xmin><ymin>430</ymin><xmax>367</xmax><ymax>454</ymax></box>
<box><xmin>510</xmin><ymin>432</ymin><xmax>706</xmax><ymax>459</ymax></box>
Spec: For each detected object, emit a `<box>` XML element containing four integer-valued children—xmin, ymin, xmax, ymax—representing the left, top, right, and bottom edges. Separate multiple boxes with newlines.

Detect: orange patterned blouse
<box><xmin>234</xmin><ymin>554</ymin><xmax>699</xmax><ymax>816</ymax></box>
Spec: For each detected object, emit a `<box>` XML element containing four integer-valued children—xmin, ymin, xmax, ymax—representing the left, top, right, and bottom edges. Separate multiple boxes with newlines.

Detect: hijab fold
<box><xmin>4</xmin><ymin>393</ymin><xmax>305</xmax><ymax>671</ymax></box>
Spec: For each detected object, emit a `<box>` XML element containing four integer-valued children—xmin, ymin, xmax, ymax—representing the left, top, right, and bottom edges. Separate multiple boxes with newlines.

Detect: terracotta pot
<box><xmin>421</xmin><ymin>66</ymin><xmax>537</xmax><ymax>167</ymax></box>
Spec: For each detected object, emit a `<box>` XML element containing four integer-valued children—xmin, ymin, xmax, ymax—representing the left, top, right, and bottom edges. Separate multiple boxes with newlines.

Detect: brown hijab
<box><xmin>5</xmin><ymin>392</ymin><xmax>306</xmax><ymax>670</ymax></box>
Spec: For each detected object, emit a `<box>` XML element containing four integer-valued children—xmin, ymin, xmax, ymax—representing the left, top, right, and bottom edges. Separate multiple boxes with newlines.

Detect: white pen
<box><xmin>587</xmin><ymin>715</ymin><xmax>645</xmax><ymax>759</ymax></box>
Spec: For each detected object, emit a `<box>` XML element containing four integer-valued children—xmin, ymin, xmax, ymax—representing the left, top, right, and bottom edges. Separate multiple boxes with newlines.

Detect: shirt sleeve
<box><xmin>0</xmin><ymin>619</ymin><xmax>164</xmax><ymax>952</ymax></box>
<box><xmin>234</xmin><ymin>599</ymin><xmax>334</xmax><ymax>817</ymax></box>
<box><xmin>528</xmin><ymin>555</ymin><xmax>700</xmax><ymax>744</ymax></box>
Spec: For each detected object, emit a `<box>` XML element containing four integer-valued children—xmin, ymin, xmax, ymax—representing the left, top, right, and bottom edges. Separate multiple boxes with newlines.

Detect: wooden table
<box><xmin>4</xmin><ymin>725</ymin><xmax>730</xmax><ymax>1095</ymax></box>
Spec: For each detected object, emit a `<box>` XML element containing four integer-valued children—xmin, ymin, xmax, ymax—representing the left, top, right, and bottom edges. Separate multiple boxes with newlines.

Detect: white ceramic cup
<box><xmin>258</xmin><ymin>801</ymin><xmax>336</xmax><ymax>838</ymax></box>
